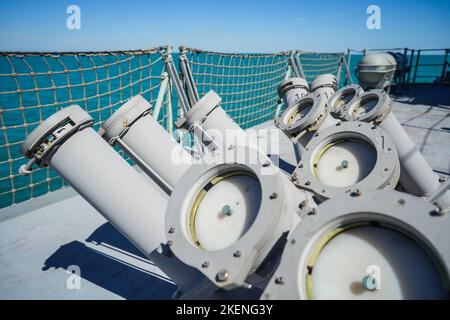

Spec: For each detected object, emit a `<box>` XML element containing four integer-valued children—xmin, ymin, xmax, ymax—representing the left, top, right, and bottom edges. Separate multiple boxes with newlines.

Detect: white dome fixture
<box><xmin>165</xmin><ymin>145</ymin><xmax>315</xmax><ymax>289</ymax></box>
<box><xmin>262</xmin><ymin>189</ymin><xmax>450</xmax><ymax>300</ymax></box>
<box><xmin>341</xmin><ymin>89</ymin><xmax>450</xmax><ymax>213</ymax></box>
<box><xmin>356</xmin><ymin>53</ymin><xmax>397</xmax><ymax>90</ymax></box>
<box><xmin>292</xmin><ymin>121</ymin><xmax>400</xmax><ymax>200</ymax></box>
<box><xmin>19</xmin><ymin>106</ymin><xmax>168</xmax><ymax>256</ymax></box>
<box><xmin>100</xmin><ymin>95</ymin><xmax>193</xmax><ymax>194</ymax></box>
<box><xmin>277</xmin><ymin>77</ymin><xmax>310</xmax><ymax>108</ymax></box>
<box><xmin>310</xmin><ymin>74</ymin><xmax>338</xmax><ymax>101</ymax></box>
<box><xmin>175</xmin><ymin>90</ymin><xmax>259</xmax><ymax>152</ymax></box>
<box><xmin>328</xmin><ymin>84</ymin><xmax>364</xmax><ymax>118</ymax></box>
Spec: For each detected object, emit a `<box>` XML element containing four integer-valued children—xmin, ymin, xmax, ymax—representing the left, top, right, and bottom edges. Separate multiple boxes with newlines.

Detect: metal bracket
<box><xmin>188</xmin><ymin>122</ymin><xmax>222</xmax><ymax>156</ymax></box>
<box><xmin>179</xmin><ymin>46</ymin><xmax>200</xmax><ymax>106</ymax></box>
<box><xmin>108</xmin><ymin>135</ymin><xmax>173</xmax><ymax>195</ymax></box>
<box><xmin>159</xmin><ymin>46</ymin><xmax>191</xmax><ymax>114</ymax></box>
<box><xmin>153</xmin><ymin>72</ymin><xmax>169</xmax><ymax>121</ymax></box>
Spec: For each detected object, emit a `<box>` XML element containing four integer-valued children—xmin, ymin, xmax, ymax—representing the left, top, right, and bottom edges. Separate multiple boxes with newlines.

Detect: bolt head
<box><xmin>216</xmin><ymin>270</ymin><xmax>229</xmax><ymax>282</ymax></box>
<box><xmin>275</xmin><ymin>276</ymin><xmax>285</xmax><ymax>285</ymax></box>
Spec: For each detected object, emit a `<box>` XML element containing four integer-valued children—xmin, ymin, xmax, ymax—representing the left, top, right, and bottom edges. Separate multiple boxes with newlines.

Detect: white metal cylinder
<box><xmin>262</xmin><ymin>189</ymin><xmax>450</xmax><ymax>300</ymax></box>
<box><xmin>343</xmin><ymin>90</ymin><xmax>450</xmax><ymax>212</ymax></box>
<box><xmin>310</xmin><ymin>74</ymin><xmax>338</xmax><ymax>101</ymax></box>
<box><xmin>101</xmin><ymin>95</ymin><xmax>193</xmax><ymax>190</ymax></box>
<box><xmin>165</xmin><ymin>145</ymin><xmax>314</xmax><ymax>289</ymax></box>
<box><xmin>380</xmin><ymin>112</ymin><xmax>450</xmax><ymax>210</ymax></box>
<box><xmin>20</xmin><ymin>106</ymin><xmax>168</xmax><ymax>257</ymax></box>
<box><xmin>178</xmin><ymin>90</ymin><xmax>259</xmax><ymax>151</ymax></box>
<box><xmin>50</xmin><ymin>127</ymin><xmax>167</xmax><ymax>255</ymax></box>
<box><xmin>278</xmin><ymin>78</ymin><xmax>310</xmax><ymax>107</ymax></box>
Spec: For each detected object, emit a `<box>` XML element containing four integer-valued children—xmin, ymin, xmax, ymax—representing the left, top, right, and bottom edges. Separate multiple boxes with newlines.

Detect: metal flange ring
<box><xmin>292</xmin><ymin>121</ymin><xmax>400</xmax><ymax>199</ymax></box>
<box><xmin>275</xmin><ymin>93</ymin><xmax>328</xmax><ymax>137</ymax></box>
<box><xmin>341</xmin><ymin>89</ymin><xmax>392</xmax><ymax>124</ymax></box>
<box><xmin>165</xmin><ymin>145</ymin><xmax>290</xmax><ymax>289</ymax></box>
<box><xmin>261</xmin><ymin>189</ymin><xmax>450</xmax><ymax>300</ymax></box>
<box><xmin>328</xmin><ymin>84</ymin><xmax>364</xmax><ymax>118</ymax></box>
<box><xmin>20</xmin><ymin>105</ymin><xmax>93</xmax><ymax>166</ymax></box>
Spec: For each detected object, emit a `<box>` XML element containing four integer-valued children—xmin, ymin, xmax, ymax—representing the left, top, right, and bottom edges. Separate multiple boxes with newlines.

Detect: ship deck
<box><xmin>0</xmin><ymin>85</ymin><xmax>449</xmax><ymax>299</ymax></box>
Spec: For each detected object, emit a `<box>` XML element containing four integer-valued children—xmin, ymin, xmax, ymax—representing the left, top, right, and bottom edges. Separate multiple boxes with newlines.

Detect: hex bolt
<box><xmin>216</xmin><ymin>270</ymin><xmax>229</xmax><ymax>282</ymax></box>
<box><xmin>269</xmin><ymin>192</ymin><xmax>278</xmax><ymax>200</ymax></box>
<box><xmin>275</xmin><ymin>276</ymin><xmax>285</xmax><ymax>285</ymax></box>
<box><xmin>221</xmin><ymin>204</ymin><xmax>232</xmax><ymax>216</ymax></box>
<box><xmin>168</xmin><ymin>227</ymin><xmax>175</xmax><ymax>234</ymax></box>
<box><xmin>362</xmin><ymin>275</ymin><xmax>377</xmax><ymax>291</ymax></box>
<box><xmin>202</xmin><ymin>261</ymin><xmax>210</xmax><ymax>268</ymax></box>
<box><xmin>233</xmin><ymin>250</ymin><xmax>241</xmax><ymax>258</ymax></box>
<box><xmin>351</xmin><ymin>189</ymin><xmax>361</xmax><ymax>197</ymax></box>
<box><xmin>341</xmin><ymin>160</ymin><xmax>349</xmax><ymax>168</ymax></box>
<box><xmin>439</xmin><ymin>176</ymin><xmax>446</xmax><ymax>183</ymax></box>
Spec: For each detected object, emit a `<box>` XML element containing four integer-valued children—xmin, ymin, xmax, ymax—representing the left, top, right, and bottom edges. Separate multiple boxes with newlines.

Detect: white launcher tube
<box><xmin>100</xmin><ymin>95</ymin><xmax>193</xmax><ymax>191</ymax></box>
<box><xmin>176</xmin><ymin>90</ymin><xmax>260</xmax><ymax>151</ymax></box>
<box><xmin>20</xmin><ymin>106</ymin><xmax>167</xmax><ymax>256</ymax></box>
<box><xmin>380</xmin><ymin>112</ymin><xmax>450</xmax><ymax>211</ymax></box>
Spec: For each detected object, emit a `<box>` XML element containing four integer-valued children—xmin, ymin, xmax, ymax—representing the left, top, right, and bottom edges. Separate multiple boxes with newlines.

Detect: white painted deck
<box><xmin>0</xmin><ymin>86</ymin><xmax>449</xmax><ymax>299</ymax></box>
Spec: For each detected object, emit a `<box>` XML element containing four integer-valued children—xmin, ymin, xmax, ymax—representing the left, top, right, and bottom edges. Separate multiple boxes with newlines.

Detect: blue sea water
<box><xmin>0</xmin><ymin>51</ymin><xmax>447</xmax><ymax>208</ymax></box>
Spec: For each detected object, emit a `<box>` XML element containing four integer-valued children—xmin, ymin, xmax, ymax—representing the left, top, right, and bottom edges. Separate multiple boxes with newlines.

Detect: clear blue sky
<box><xmin>0</xmin><ymin>0</ymin><xmax>449</xmax><ymax>52</ymax></box>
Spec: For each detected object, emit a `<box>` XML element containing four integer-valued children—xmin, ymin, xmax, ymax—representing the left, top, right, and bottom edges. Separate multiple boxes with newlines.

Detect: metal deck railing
<box><xmin>347</xmin><ymin>48</ymin><xmax>450</xmax><ymax>85</ymax></box>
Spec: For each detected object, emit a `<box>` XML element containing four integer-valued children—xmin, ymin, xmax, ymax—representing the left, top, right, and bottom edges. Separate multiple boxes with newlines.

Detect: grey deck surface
<box><xmin>0</xmin><ymin>86</ymin><xmax>449</xmax><ymax>299</ymax></box>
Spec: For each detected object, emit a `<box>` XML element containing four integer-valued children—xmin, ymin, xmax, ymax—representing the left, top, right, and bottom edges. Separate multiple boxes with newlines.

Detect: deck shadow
<box><xmin>42</xmin><ymin>224</ymin><xmax>177</xmax><ymax>299</ymax></box>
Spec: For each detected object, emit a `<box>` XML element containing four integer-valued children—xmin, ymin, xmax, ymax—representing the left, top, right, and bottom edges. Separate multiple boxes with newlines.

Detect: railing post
<box><xmin>402</xmin><ymin>48</ymin><xmax>408</xmax><ymax>85</ymax></box>
<box><xmin>407</xmin><ymin>49</ymin><xmax>415</xmax><ymax>84</ymax></box>
<box><xmin>343</xmin><ymin>48</ymin><xmax>353</xmax><ymax>86</ymax></box>
<box><xmin>336</xmin><ymin>53</ymin><xmax>343</xmax><ymax>87</ymax></box>
<box><xmin>441</xmin><ymin>49</ymin><xmax>449</xmax><ymax>83</ymax></box>
<box><xmin>413</xmin><ymin>50</ymin><xmax>421</xmax><ymax>84</ymax></box>
<box><xmin>294</xmin><ymin>51</ymin><xmax>306</xmax><ymax>79</ymax></box>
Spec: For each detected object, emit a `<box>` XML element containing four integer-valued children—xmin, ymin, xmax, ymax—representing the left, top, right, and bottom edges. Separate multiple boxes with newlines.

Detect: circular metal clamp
<box><xmin>261</xmin><ymin>189</ymin><xmax>450</xmax><ymax>299</ymax></box>
<box><xmin>328</xmin><ymin>84</ymin><xmax>364</xmax><ymax>118</ymax></box>
<box><xmin>277</xmin><ymin>77</ymin><xmax>309</xmax><ymax>104</ymax></box>
<box><xmin>275</xmin><ymin>93</ymin><xmax>330</xmax><ymax>137</ymax></box>
<box><xmin>165</xmin><ymin>146</ymin><xmax>293</xmax><ymax>289</ymax></box>
<box><xmin>175</xmin><ymin>90</ymin><xmax>222</xmax><ymax>129</ymax></box>
<box><xmin>292</xmin><ymin>121</ymin><xmax>400</xmax><ymax>200</ymax></box>
<box><xmin>99</xmin><ymin>94</ymin><xmax>152</xmax><ymax>143</ymax></box>
<box><xmin>341</xmin><ymin>89</ymin><xmax>392</xmax><ymax>124</ymax></box>
<box><xmin>20</xmin><ymin>105</ymin><xmax>93</xmax><ymax>167</ymax></box>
